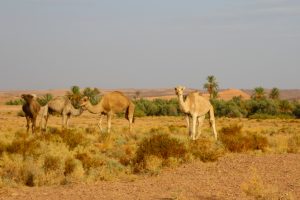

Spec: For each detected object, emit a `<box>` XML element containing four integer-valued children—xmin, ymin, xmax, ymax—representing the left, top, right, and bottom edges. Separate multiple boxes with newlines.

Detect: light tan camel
<box><xmin>175</xmin><ymin>86</ymin><xmax>217</xmax><ymax>140</ymax></box>
<box><xmin>41</xmin><ymin>96</ymin><xmax>83</xmax><ymax>130</ymax></box>
<box><xmin>80</xmin><ymin>91</ymin><xmax>135</xmax><ymax>133</ymax></box>
<box><xmin>21</xmin><ymin>94</ymin><xmax>41</xmax><ymax>133</ymax></box>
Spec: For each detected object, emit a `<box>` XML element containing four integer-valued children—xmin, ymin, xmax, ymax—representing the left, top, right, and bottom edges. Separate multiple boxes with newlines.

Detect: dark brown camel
<box><xmin>21</xmin><ymin>94</ymin><xmax>41</xmax><ymax>133</ymax></box>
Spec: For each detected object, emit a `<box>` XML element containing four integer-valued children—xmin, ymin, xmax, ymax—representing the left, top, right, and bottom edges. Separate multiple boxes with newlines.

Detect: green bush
<box><xmin>5</xmin><ymin>99</ymin><xmax>24</xmax><ymax>105</ymax></box>
<box><xmin>134</xmin><ymin>98</ymin><xmax>181</xmax><ymax>117</ymax></box>
<box><xmin>37</xmin><ymin>93</ymin><xmax>53</xmax><ymax>106</ymax></box>
<box><xmin>293</xmin><ymin>103</ymin><xmax>300</xmax><ymax>118</ymax></box>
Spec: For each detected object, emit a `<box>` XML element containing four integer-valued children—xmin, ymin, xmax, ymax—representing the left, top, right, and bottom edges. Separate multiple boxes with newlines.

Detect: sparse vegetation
<box><xmin>189</xmin><ymin>137</ymin><xmax>225</xmax><ymax>162</ymax></box>
<box><xmin>241</xmin><ymin>168</ymin><xmax>278</xmax><ymax>199</ymax></box>
<box><xmin>0</xmin><ymin>95</ymin><xmax>299</xmax><ymax>188</ymax></box>
<box><xmin>5</xmin><ymin>98</ymin><xmax>24</xmax><ymax>105</ymax></box>
<box><xmin>219</xmin><ymin>124</ymin><xmax>269</xmax><ymax>152</ymax></box>
<box><xmin>133</xmin><ymin>133</ymin><xmax>187</xmax><ymax>173</ymax></box>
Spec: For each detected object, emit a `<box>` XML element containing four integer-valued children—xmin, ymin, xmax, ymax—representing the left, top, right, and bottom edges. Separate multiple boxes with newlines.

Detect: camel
<box><xmin>41</xmin><ymin>96</ymin><xmax>83</xmax><ymax>130</ymax></box>
<box><xmin>80</xmin><ymin>91</ymin><xmax>135</xmax><ymax>133</ymax></box>
<box><xmin>21</xmin><ymin>94</ymin><xmax>41</xmax><ymax>133</ymax></box>
<box><xmin>174</xmin><ymin>86</ymin><xmax>217</xmax><ymax>140</ymax></box>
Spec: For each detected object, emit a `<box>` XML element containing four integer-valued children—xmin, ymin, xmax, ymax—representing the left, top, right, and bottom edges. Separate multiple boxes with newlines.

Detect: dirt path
<box><xmin>0</xmin><ymin>154</ymin><xmax>299</xmax><ymax>200</ymax></box>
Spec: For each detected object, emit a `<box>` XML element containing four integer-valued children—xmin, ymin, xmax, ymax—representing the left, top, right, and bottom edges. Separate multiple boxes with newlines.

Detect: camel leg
<box><xmin>128</xmin><ymin>104</ymin><xmax>135</xmax><ymax>133</ymax></box>
<box><xmin>39</xmin><ymin>115</ymin><xmax>43</xmax><ymax>132</ymax></box>
<box><xmin>32</xmin><ymin>116</ymin><xmax>37</xmax><ymax>134</ymax></box>
<box><xmin>128</xmin><ymin>117</ymin><xmax>133</xmax><ymax>133</ymax></box>
<box><xmin>196</xmin><ymin>115</ymin><xmax>205</xmax><ymax>139</ymax></box>
<box><xmin>98</xmin><ymin>114</ymin><xmax>104</xmax><ymax>133</ymax></box>
<box><xmin>25</xmin><ymin>116</ymin><xmax>30</xmax><ymax>133</ymax></box>
<box><xmin>45</xmin><ymin>115</ymin><xmax>49</xmax><ymax>131</ymax></box>
<box><xmin>107</xmin><ymin>114</ymin><xmax>112</xmax><ymax>133</ymax></box>
<box><xmin>62</xmin><ymin>114</ymin><xmax>66</xmax><ymax>129</ymax></box>
<box><xmin>185</xmin><ymin>115</ymin><xmax>191</xmax><ymax>136</ymax></box>
<box><xmin>209</xmin><ymin>107</ymin><xmax>218</xmax><ymax>139</ymax></box>
<box><xmin>191</xmin><ymin>115</ymin><xmax>197</xmax><ymax>140</ymax></box>
<box><xmin>43</xmin><ymin>114</ymin><xmax>49</xmax><ymax>132</ymax></box>
<box><xmin>66</xmin><ymin>114</ymin><xmax>71</xmax><ymax>129</ymax></box>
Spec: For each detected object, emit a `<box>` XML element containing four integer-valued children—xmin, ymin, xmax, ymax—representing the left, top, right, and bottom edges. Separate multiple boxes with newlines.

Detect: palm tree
<box><xmin>37</xmin><ymin>93</ymin><xmax>53</xmax><ymax>106</ymax></box>
<box><xmin>134</xmin><ymin>90</ymin><xmax>141</xmax><ymax>100</ymax></box>
<box><xmin>83</xmin><ymin>87</ymin><xmax>101</xmax><ymax>105</ymax></box>
<box><xmin>252</xmin><ymin>87</ymin><xmax>266</xmax><ymax>100</ymax></box>
<box><xmin>66</xmin><ymin>85</ymin><xmax>82</xmax><ymax>108</ymax></box>
<box><xmin>203</xmin><ymin>75</ymin><xmax>219</xmax><ymax>99</ymax></box>
<box><xmin>269</xmin><ymin>87</ymin><xmax>280</xmax><ymax>100</ymax></box>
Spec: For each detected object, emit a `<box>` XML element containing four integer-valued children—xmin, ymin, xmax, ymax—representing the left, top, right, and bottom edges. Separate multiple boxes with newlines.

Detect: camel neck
<box><xmin>85</xmin><ymin>102</ymin><xmax>103</xmax><ymax>114</ymax></box>
<box><xmin>177</xmin><ymin>94</ymin><xmax>189</xmax><ymax>113</ymax></box>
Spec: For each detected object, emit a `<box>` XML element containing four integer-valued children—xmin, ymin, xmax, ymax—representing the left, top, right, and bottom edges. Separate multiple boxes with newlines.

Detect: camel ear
<box><xmin>182</xmin><ymin>87</ymin><xmax>186</xmax><ymax>90</ymax></box>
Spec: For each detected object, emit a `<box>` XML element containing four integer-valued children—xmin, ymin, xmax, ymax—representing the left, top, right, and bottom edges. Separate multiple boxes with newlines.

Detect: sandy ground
<box><xmin>0</xmin><ymin>153</ymin><xmax>299</xmax><ymax>200</ymax></box>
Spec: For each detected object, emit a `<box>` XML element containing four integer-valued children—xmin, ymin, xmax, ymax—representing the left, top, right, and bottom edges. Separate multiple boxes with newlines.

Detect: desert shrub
<box><xmin>119</xmin><ymin>144</ymin><xmax>136</xmax><ymax>166</ymax></box>
<box><xmin>249</xmin><ymin>113</ymin><xmax>295</xmax><ymax>119</ymax></box>
<box><xmin>133</xmin><ymin>133</ymin><xmax>187</xmax><ymax>172</ymax></box>
<box><xmin>133</xmin><ymin>98</ymin><xmax>181</xmax><ymax>117</ymax></box>
<box><xmin>0</xmin><ymin>141</ymin><xmax>8</xmax><ymax>156</ymax></box>
<box><xmin>63</xmin><ymin>157</ymin><xmax>85</xmax><ymax>183</ymax></box>
<box><xmin>0</xmin><ymin>153</ymin><xmax>23</xmax><ymax>186</ymax></box>
<box><xmin>54</xmin><ymin>129</ymin><xmax>88</xmax><ymax>150</ymax></box>
<box><xmin>142</xmin><ymin>155</ymin><xmax>163</xmax><ymax>174</ymax></box>
<box><xmin>189</xmin><ymin>137</ymin><xmax>225</xmax><ymax>162</ymax></box>
<box><xmin>219</xmin><ymin>124</ymin><xmax>268</xmax><ymax>152</ymax></box>
<box><xmin>74</xmin><ymin>145</ymin><xmax>106</xmax><ymax>174</ymax></box>
<box><xmin>287</xmin><ymin>134</ymin><xmax>300</xmax><ymax>153</ymax></box>
<box><xmin>64</xmin><ymin>157</ymin><xmax>77</xmax><ymax>176</ymax></box>
<box><xmin>7</xmin><ymin>136</ymin><xmax>41</xmax><ymax>157</ymax></box>
<box><xmin>211</xmin><ymin>99</ymin><xmax>245</xmax><ymax>118</ymax></box>
<box><xmin>0</xmin><ymin>154</ymin><xmax>45</xmax><ymax>187</ymax></box>
<box><xmin>246</xmin><ymin>99</ymin><xmax>279</xmax><ymax>117</ymax></box>
<box><xmin>5</xmin><ymin>99</ymin><xmax>24</xmax><ymax>105</ymax></box>
<box><xmin>292</xmin><ymin>103</ymin><xmax>300</xmax><ymax>118</ymax></box>
<box><xmin>44</xmin><ymin>155</ymin><xmax>61</xmax><ymax>173</ymax></box>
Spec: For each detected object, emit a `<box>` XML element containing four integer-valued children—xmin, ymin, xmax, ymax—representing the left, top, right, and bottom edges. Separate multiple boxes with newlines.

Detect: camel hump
<box><xmin>101</xmin><ymin>91</ymin><xmax>133</xmax><ymax>112</ymax></box>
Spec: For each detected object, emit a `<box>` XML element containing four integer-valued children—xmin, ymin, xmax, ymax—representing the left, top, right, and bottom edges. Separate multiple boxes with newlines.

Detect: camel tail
<box><xmin>125</xmin><ymin>102</ymin><xmax>135</xmax><ymax>123</ymax></box>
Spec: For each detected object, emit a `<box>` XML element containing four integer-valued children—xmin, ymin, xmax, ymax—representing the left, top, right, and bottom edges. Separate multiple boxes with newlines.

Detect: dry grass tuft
<box><xmin>53</xmin><ymin>129</ymin><xmax>88</xmax><ymax>150</ymax></box>
<box><xmin>287</xmin><ymin>134</ymin><xmax>300</xmax><ymax>153</ymax></box>
<box><xmin>241</xmin><ymin>168</ymin><xmax>277</xmax><ymax>199</ymax></box>
<box><xmin>44</xmin><ymin>155</ymin><xmax>61</xmax><ymax>173</ymax></box>
<box><xmin>241</xmin><ymin>168</ymin><xmax>295</xmax><ymax>200</ymax></box>
<box><xmin>133</xmin><ymin>133</ymin><xmax>187</xmax><ymax>173</ymax></box>
<box><xmin>189</xmin><ymin>137</ymin><xmax>225</xmax><ymax>162</ymax></box>
<box><xmin>219</xmin><ymin>124</ymin><xmax>269</xmax><ymax>152</ymax></box>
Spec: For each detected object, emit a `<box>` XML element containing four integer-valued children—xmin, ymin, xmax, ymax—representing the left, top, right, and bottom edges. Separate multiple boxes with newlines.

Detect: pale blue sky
<box><xmin>0</xmin><ymin>0</ymin><xmax>299</xmax><ymax>90</ymax></box>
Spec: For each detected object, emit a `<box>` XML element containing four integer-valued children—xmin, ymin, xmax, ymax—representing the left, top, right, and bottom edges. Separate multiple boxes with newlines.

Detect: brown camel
<box><xmin>41</xmin><ymin>96</ymin><xmax>83</xmax><ymax>130</ymax></box>
<box><xmin>21</xmin><ymin>94</ymin><xmax>41</xmax><ymax>133</ymax></box>
<box><xmin>80</xmin><ymin>91</ymin><xmax>135</xmax><ymax>133</ymax></box>
<box><xmin>175</xmin><ymin>86</ymin><xmax>217</xmax><ymax>140</ymax></box>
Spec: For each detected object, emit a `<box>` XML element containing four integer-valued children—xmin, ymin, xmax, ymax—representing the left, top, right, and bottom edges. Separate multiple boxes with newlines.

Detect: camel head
<box><xmin>21</xmin><ymin>94</ymin><xmax>35</xmax><ymax>103</ymax></box>
<box><xmin>174</xmin><ymin>86</ymin><xmax>186</xmax><ymax>96</ymax></box>
<box><xmin>80</xmin><ymin>96</ymin><xmax>90</xmax><ymax>110</ymax></box>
